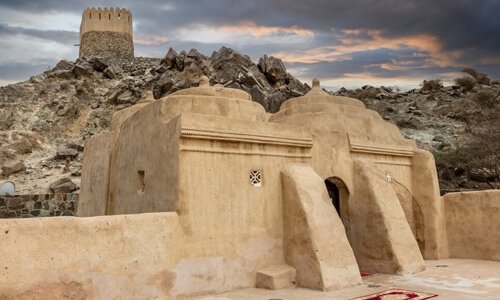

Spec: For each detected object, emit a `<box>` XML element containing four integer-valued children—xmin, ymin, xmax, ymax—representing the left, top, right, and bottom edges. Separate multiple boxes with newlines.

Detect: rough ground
<box><xmin>0</xmin><ymin>47</ymin><xmax>498</xmax><ymax>194</ymax></box>
<box><xmin>197</xmin><ymin>259</ymin><xmax>500</xmax><ymax>300</ymax></box>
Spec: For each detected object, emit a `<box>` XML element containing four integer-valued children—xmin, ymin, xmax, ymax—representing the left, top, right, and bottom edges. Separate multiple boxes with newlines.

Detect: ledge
<box><xmin>181</xmin><ymin>127</ymin><xmax>313</xmax><ymax>148</ymax></box>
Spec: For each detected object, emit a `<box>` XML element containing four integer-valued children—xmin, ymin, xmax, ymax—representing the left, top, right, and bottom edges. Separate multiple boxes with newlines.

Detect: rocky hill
<box><xmin>335</xmin><ymin>78</ymin><xmax>500</xmax><ymax>192</ymax></box>
<box><xmin>0</xmin><ymin>47</ymin><xmax>498</xmax><ymax>194</ymax></box>
<box><xmin>0</xmin><ymin>47</ymin><xmax>309</xmax><ymax>194</ymax></box>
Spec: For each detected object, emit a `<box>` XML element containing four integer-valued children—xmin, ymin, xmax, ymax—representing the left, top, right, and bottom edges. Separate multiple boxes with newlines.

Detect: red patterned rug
<box><xmin>360</xmin><ymin>271</ymin><xmax>375</xmax><ymax>277</ymax></box>
<box><xmin>351</xmin><ymin>288</ymin><xmax>438</xmax><ymax>300</ymax></box>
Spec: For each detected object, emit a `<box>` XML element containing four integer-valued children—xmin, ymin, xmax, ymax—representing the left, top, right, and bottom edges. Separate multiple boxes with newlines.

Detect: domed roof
<box><xmin>270</xmin><ymin>79</ymin><xmax>409</xmax><ymax>144</ymax></box>
<box><xmin>280</xmin><ymin>79</ymin><xmax>365</xmax><ymax>111</ymax></box>
<box><xmin>169</xmin><ymin>76</ymin><xmax>251</xmax><ymax>101</ymax></box>
<box><xmin>162</xmin><ymin>76</ymin><xmax>266</xmax><ymax>121</ymax></box>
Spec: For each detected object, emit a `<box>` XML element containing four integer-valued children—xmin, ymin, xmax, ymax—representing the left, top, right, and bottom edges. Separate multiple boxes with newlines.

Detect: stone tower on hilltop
<box><xmin>79</xmin><ymin>7</ymin><xmax>134</xmax><ymax>59</ymax></box>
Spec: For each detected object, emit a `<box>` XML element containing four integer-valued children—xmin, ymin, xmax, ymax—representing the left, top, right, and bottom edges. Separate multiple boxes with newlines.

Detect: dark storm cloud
<box><xmin>0</xmin><ymin>23</ymin><xmax>78</xmax><ymax>44</ymax></box>
<box><xmin>3</xmin><ymin>0</ymin><xmax>498</xmax><ymax>48</ymax></box>
<box><xmin>0</xmin><ymin>0</ymin><xmax>499</xmax><ymax>86</ymax></box>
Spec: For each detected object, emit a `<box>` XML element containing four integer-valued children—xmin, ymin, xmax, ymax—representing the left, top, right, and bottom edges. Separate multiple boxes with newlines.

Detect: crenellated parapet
<box><xmin>79</xmin><ymin>7</ymin><xmax>134</xmax><ymax>58</ymax></box>
<box><xmin>80</xmin><ymin>7</ymin><xmax>132</xmax><ymax>39</ymax></box>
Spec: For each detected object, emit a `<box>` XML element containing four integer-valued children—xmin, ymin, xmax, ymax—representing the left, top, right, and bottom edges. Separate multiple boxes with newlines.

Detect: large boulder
<box><xmin>90</xmin><ymin>57</ymin><xmax>110</xmax><ymax>72</ymax></box>
<box><xmin>162</xmin><ymin>48</ymin><xmax>177</xmax><ymax>68</ymax></box>
<box><xmin>258</xmin><ymin>55</ymin><xmax>287</xmax><ymax>84</ymax></box>
<box><xmin>211</xmin><ymin>47</ymin><xmax>253</xmax><ymax>70</ymax></box>
<box><xmin>184</xmin><ymin>49</ymin><xmax>206</xmax><ymax>71</ymax></box>
<box><xmin>1</xmin><ymin>161</ymin><xmax>26</xmax><ymax>176</ymax></box>
<box><xmin>49</xmin><ymin>177</ymin><xmax>77</xmax><ymax>194</ymax></box>
<box><xmin>210</xmin><ymin>47</ymin><xmax>254</xmax><ymax>84</ymax></box>
<box><xmin>249</xmin><ymin>86</ymin><xmax>267</xmax><ymax>108</ymax></box>
<box><xmin>395</xmin><ymin>116</ymin><xmax>424</xmax><ymax>130</ymax></box>
<box><xmin>55</xmin><ymin>96</ymin><xmax>80</xmax><ymax>117</ymax></box>
<box><xmin>266</xmin><ymin>90</ymin><xmax>288</xmax><ymax>113</ymax></box>
<box><xmin>175</xmin><ymin>50</ymin><xmax>187</xmax><ymax>71</ymax></box>
<box><xmin>186</xmin><ymin>48</ymin><xmax>205</xmax><ymax>61</ymax></box>
<box><xmin>47</xmin><ymin>70</ymin><xmax>75</xmax><ymax>80</ymax></box>
<box><xmin>286</xmin><ymin>75</ymin><xmax>309</xmax><ymax>93</ymax></box>
<box><xmin>103</xmin><ymin>64</ymin><xmax>123</xmax><ymax>79</ymax></box>
<box><xmin>116</xmin><ymin>90</ymin><xmax>137</xmax><ymax>105</ymax></box>
<box><xmin>168</xmin><ymin>79</ymin><xmax>195</xmax><ymax>95</ymax></box>
<box><xmin>73</xmin><ymin>62</ymin><xmax>94</xmax><ymax>77</ymax></box>
<box><xmin>56</xmin><ymin>142</ymin><xmax>83</xmax><ymax>160</ymax></box>
<box><xmin>55</xmin><ymin>60</ymin><xmax>74</xmax><ymax>71</ymax></box>
<box><xmin>153</xmin><ymin>74</ymin><xmax>175</xmax><ymax>98</ymax></box>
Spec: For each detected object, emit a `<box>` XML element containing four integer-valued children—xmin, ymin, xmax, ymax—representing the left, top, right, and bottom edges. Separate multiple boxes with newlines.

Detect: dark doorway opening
<box><xmin>325</xmin><ymin>177</ymin><xmax>352</xmax><ymax>245</ymax></box>
<box><xmin>325</xmin><ymin>180</ymin><xmax>341</xmax><ymax>216</ymax></box>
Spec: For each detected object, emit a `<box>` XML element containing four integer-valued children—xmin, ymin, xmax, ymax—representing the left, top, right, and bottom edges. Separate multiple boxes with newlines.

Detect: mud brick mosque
<box><xmin>0</xmin><ymin>7</ymin><xmax>499</xmax><ymax>299</ymax></box>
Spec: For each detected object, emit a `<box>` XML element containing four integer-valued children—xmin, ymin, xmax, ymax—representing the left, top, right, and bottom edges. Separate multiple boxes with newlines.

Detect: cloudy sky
<box><xmin>0</xmin><ymin>0</ymin><xmax>499</xmax><ymax>89</ymax></box>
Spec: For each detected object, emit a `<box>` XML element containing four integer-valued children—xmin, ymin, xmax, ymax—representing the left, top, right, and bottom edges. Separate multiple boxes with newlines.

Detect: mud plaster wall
<box><xmin>0</xmin><ymin>212</ymin><xmax>295</xmax><ymax>298</ymax></box>
<box><xmin>444</xmin><ymin>190</ymin><xmax>500</xmax><ymax>261</ymax></box>
<box><xmin>0</xmin><ymin>213</ymin><xmax>182</xmax><ymax>299</ymax></box>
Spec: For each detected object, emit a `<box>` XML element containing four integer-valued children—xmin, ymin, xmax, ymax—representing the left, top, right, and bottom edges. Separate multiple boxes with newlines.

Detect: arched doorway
<box><xmin>324</xmin><ymin>177</ymin><xmax>350</xmax><ymax>237</ymax></box>
<box><xmin>325</xmin><ymin>180</ymin><xmax>340</xmax><ymax>215</ymax></box>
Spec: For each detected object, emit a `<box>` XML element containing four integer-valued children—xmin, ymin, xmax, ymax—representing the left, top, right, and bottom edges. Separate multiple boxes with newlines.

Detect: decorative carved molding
<box><xmin>375</xmin><ymin>160</ymin><xmax>412</xmax><ymax>166</ymax></box>
<box><xmin>348</xmin><ymin>133</ymin><xmax>415</xmax><ymax>157</ymax></box>
<box><xmin>350</xmin><ymin>143</ymin><xmax>414</xmax><ymax>157</ymax></box>
<box><xmin>181</xmin><ymin>127</ymin><xmax>313</xmax><ymax>148</ymax></box>
<box><xmin>179</xmin><ymin>145</ymin><xmax>312</xmax><ymax>158</ymax></box>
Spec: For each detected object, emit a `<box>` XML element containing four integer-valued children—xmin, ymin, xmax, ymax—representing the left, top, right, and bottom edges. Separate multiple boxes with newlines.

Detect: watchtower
<box><xmin>79</xmin><ymin>7</ymin><xmax>134</xmax><ymax>59</ymax></box>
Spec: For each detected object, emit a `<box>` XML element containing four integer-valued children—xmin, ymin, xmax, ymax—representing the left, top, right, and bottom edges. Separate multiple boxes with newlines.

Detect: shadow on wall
<box><xmin>325</xmin><ymin>177</ymin><xmax>351</xmax><ymax>240</ymax></box>
<box><xmin>391</xmin><ymin>179</ymin><xmax>426</xmax><ymax>253</ymax></box>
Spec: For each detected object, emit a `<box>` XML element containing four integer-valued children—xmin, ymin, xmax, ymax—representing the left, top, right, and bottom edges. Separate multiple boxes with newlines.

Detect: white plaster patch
<box><xmin>237</xmin><ymin>237</ymin><xmax>282</xmax><ymax>261</ymax></box>
<box><xmin>171</xmin><ymin>257</ymin><xmax>224</xmax><ymax>296</ymax></box>
<box><xmin>222</xmin><ymin>258</ymin><xmax>254</xmax><ymax>291</ymax></box>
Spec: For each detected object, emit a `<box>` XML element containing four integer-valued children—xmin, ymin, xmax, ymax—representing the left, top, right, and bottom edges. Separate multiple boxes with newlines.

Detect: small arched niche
<box><xmin>324</xmin><ymin>177</ymin><xmax>351</xmax><ymax>236</ymax></box>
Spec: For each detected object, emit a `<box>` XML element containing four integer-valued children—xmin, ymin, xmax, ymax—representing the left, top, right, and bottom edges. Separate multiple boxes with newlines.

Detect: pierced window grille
<box><xmin>385</xmin><ymin>173</ymin><xmax>392</xmax><ymax>182</ymax></box>
<box><xmin>249</xmin><ymin>170</ymin><xmax>262</xmax><ymax>187</ymax></box>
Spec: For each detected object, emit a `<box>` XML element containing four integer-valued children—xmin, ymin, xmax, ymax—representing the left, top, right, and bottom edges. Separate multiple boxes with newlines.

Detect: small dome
<box><xmin>162</xmin><ymin>77</ymin><xmax>266</xmax><ymax>121</ymax></box>
<box><xmin>169</xmin><ymin>76</ymin><xmax>251</xmax><ymax>101</ymax></box>
<box><xmin>278</xmin><ymin>79</ymin><xmax>365</xmax><ymax>112</ymax></box>
<box><xmin>270</xmin><ymin>78</ymin><xmax>406</xmax><ymax>143</ymax></box>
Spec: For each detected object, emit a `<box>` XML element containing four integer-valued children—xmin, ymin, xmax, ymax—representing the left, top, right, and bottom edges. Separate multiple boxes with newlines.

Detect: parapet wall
<box><xmin>444</xmin><ymin>190</ymin><xmax>500</xmax><ymax>261</ymax></box>
<box><xmin>80</xmin><ymin>7</ymin><xmax>132</xmax><ymax>39</ymax></box>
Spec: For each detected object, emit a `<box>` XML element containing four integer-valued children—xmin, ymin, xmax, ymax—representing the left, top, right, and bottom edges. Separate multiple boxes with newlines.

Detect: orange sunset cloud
<box><xmin>219</xmin><ymin>21</ymin><xmax>315</xmax><ymax>38</ymax></box>
<box><xmin>274</xmin><ymin>29</ymin><xmax>463</xmax><ymax>68</ymax></box>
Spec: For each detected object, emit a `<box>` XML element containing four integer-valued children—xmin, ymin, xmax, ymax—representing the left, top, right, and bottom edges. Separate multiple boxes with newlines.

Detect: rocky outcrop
<box><xmin>154</xmin><ymin>46</ymin><xmax>309</xmax><ymax>112</ymax></box>
<box><xmin>258</xmin><ymin>55</ymin><xmax>287</xmax><ymax>84</ymax></box>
